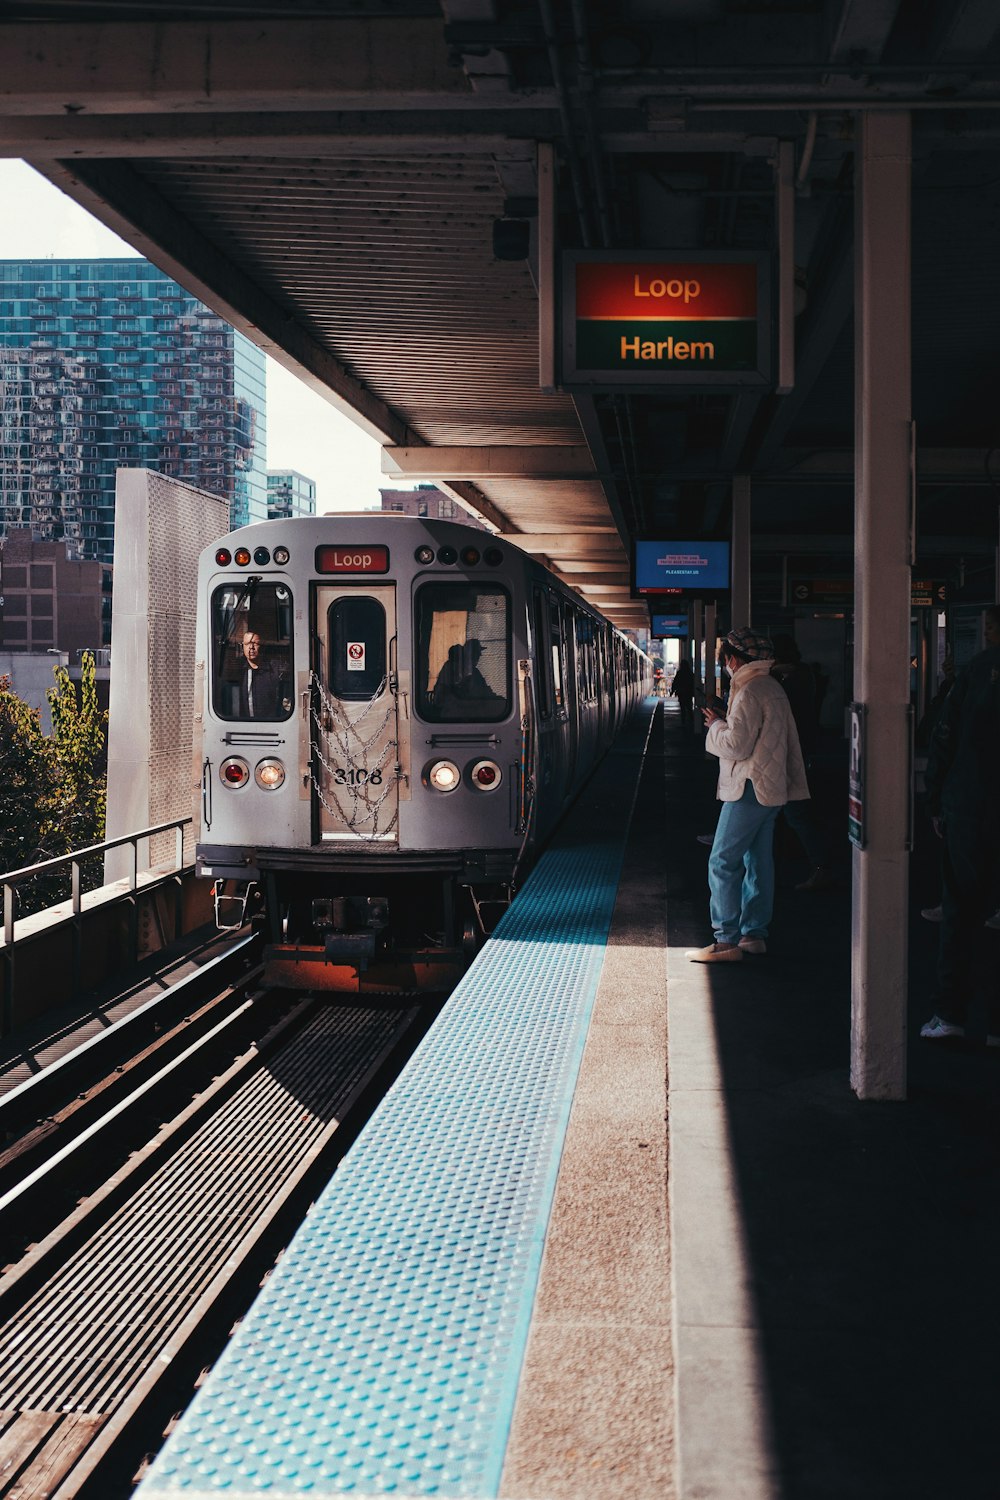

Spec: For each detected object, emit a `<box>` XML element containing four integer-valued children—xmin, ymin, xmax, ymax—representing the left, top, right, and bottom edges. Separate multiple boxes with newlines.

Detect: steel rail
<box><xmin>0</xmin><ymin>992</ymin><xmax>422</xmax><ymax>1499</ymax></box>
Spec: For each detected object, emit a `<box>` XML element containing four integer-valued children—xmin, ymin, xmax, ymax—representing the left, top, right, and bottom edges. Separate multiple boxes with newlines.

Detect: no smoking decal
<box><xmin>347</xmin><ymin>641</ymin><xmax>366</xmax><ymax>671</ymax></box>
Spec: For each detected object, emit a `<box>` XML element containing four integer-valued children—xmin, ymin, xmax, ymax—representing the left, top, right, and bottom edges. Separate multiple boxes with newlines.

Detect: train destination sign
<box><xmin>561</xmin><ymin>251</ymin><xmax>769</xmax><ymax>389</ymax></box>
<box><xmin>315</xmin><ymin>545</ymin><xmax>390</xmax><ymax>575</ymax></box>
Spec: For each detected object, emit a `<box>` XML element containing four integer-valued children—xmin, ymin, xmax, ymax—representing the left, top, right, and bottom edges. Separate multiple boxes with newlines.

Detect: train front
<box><xmin>194</xmin><ymin>516</ymin><xmax>530</xmax><ymax>993</ymax></box>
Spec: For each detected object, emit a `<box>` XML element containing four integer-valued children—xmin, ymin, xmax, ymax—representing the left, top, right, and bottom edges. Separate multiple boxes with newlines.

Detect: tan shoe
<box><xmin>685</xmin><ymin>942</ymin><xmax>742</xmax><ymax>962</ymax></box>
<box><xmin>738</xmin><ymin>936</ymin><xmax>767</xmax><ymax>954</ymax></box>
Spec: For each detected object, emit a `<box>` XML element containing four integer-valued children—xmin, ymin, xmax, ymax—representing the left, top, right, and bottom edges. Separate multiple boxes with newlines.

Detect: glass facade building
<box><xmin>0</xmin><ymin>259</ymin><xmax>267</xmax><ymax>562</ymax></box>
<box><xmin>267</xmin><ymin>468</ymin><xmax>316</xmax><ymax>520</ymax></box>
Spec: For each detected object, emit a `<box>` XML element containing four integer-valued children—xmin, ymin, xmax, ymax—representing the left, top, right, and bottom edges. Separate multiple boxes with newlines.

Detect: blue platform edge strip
<box><xmin>140</xmin><ymin>710</ymin><xmax>653</xmax><ymax>1500</ymax></box>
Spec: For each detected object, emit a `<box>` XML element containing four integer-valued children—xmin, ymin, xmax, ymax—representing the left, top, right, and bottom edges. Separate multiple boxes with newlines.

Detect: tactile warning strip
<box><xmin>140</xmin><ymin>719</ymin><xmax>650</xmax><ymax>1500</ymax></box>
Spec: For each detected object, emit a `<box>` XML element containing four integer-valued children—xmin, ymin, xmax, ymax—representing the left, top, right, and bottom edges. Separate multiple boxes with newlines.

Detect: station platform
<box><xmin>139</xmin><ymin>699</ymin><xmax>999</xmax><ymax>1500</ymax></box>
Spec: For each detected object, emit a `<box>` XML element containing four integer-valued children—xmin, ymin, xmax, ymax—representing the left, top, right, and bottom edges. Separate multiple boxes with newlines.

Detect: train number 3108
<box><xmin>332</xmin><ymin>767</ymin><xmax>383</xmax><ymax>786</ymax></box>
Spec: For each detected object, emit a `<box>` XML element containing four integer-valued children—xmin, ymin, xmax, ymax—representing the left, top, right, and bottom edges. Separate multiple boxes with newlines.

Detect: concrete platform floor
<box><xmin>507</xmin><ymin>700</ymin><xmax>999</xmax><ymax>1500</ymax></box>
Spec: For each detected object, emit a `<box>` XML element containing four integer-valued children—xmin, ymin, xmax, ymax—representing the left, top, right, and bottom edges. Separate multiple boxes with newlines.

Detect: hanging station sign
<box><xmin>560</xmin><ymin>251</ymin><xmax>770</xmax><ymax>389</ymax></box>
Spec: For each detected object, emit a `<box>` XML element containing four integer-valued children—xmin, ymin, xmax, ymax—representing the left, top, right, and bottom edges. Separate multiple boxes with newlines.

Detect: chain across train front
<box><xmin>309</xmin><ymin>671</ymin><xmax>400</xmax><ymax>839</ymax></box>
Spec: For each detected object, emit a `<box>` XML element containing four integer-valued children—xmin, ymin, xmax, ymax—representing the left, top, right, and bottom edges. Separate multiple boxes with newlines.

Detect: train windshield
<box><xmin>415</xmin><ymin>583</ymin><xmax>510</xmax><ymax>722</ymax></box>
<box><xmin>210</xmin><ymin>580</ymin><xmax>294</xmax><ymax>721</ymax></box>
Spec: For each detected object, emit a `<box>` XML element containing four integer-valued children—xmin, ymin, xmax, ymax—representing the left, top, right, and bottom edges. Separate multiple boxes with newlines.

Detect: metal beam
<box><xmin>0</xmin><ymin>112</ymin><xmax>561</xmax><ymax>160</ymax></box>
<box><xmin>0</xmin><ymin>18</ymin><xmax>487</xmax><ymax>115</ymax></box>
<box><xmin>382</xmin><ymin>446</ymin><xmax>597</xmax><ymax>479</ymax></box>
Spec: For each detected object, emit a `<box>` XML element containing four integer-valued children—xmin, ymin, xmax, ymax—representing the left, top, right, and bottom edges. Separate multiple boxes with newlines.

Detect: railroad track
<box><xmin>0</xmin><ymin>975</ymin><xmax>432</xmax><ymax>1498</ymax></box>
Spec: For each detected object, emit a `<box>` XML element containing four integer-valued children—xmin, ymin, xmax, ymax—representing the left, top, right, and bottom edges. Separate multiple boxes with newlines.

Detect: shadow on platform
<box><xmin>661</xmin><ymin>700</ymin><xmax>1000</xmax><ymax>1500</ymax></box>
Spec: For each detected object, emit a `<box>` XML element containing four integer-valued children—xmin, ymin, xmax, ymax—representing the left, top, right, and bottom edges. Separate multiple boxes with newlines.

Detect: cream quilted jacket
<box><xmin>706</xmin><ymin>660</ymin><xmax>810</xmax><ymax>805</ymax></box>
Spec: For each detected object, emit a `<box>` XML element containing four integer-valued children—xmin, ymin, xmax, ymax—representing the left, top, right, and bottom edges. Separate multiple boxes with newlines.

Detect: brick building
<box><xmin>0</xmin><ymin>527</ymin><xmax>110</xmax><ymax>658</ymax></box>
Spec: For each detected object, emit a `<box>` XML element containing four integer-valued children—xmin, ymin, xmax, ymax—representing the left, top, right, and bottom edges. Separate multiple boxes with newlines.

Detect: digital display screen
<box><xmin>635</xmin><ymin>539</ymin><xmax>730</xmax><ymax>593</ymax></box>
<box><xmin>650</xmin><ymin>614</ymin><xmax>688</xmax><ymax>638</ymax></box>
<box><xmin>315</xmin><ymin>545</ymin><xmax>390</xmax><ymax>575</ymax></box>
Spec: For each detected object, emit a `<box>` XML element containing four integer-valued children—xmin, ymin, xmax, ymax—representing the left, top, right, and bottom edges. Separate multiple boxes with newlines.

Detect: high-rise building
<box><xmin>0</xmin><ymin>259</ymin><xmax>267</xmax><ymax>562</ymax></box>
<box><xmin>267</xmin><ymin>468</ymin><xmax>316</xmax><ymax>520</ymax></box>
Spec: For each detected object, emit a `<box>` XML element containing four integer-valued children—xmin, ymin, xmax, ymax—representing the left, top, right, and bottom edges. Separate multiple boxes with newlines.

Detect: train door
<box><xmin>311</xmin><ymin>584</ymin><xmax>401</xmax><ymax>843</ymax></box>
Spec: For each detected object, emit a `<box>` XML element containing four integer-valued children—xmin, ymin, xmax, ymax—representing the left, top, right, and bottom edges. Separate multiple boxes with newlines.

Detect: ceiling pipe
<box><xmin>796</xmin><ymin>110</ymin><xmax>818</xmax><ymax>193</ymax></box>
<box><xmin>569</xmin><ymin>0</ymin><xmax>613</xmax><ymax>246</ymax></box>
<box><xmin>537</xmin><ymin>0</ymin><xmax>595</xmax><ymax>246</ymax></box>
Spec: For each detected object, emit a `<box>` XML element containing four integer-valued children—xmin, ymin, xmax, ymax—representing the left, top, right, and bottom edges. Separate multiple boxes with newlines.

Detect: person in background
<box><xmin>770</xmin><ymin>633</ymin><xmax>835</xmax><ymax>892</ymax></box>
<box><xmin>670</xmin><ymin>655</ymin><xmax>695</xmax><ymax>728</ymax></box>
<box><xmin>919</xmin><ymin>605</ymin><xmax>1000</xmax><ymax>1043</ymax></box>
<box><xmin>685</xmin><ymin>627</ymin><xmax>809</xmax><ymax>963</ymax></box>
<box><xmin>916</xmin><ymin>653</ymin><xmax>956</xmax><ymax>923</ymax></box>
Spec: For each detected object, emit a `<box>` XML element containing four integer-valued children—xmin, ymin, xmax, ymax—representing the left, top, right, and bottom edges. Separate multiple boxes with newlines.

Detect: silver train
<box><xmin>195</xmin><ymin>514</ymin><xmax>652</xmax><ymax>991</ymax></box>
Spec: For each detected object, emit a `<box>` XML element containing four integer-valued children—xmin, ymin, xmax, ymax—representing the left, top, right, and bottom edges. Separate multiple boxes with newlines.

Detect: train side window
<box><xmin>328</xmin><ymin>595</ymin><xmax>386</xmax><ymax>701</ymax></box>
<box><xmin>211</xmin><ymin>580</ymin><xmax>293</xmax><ymax>721</ymax></box>
<box><xmin>549</xmin><ymin>600</ymin><xmax>564</xmax><ymax>709</ymax></box>
<box><xmin>415</xmin><ymin>582</ymin><xmax>510</xmax><ymax>722</ymax></box>
<box><xmin>532</xmin><ymin>589</ymin><xmax>552</xmax><ymax>718</ymax></box>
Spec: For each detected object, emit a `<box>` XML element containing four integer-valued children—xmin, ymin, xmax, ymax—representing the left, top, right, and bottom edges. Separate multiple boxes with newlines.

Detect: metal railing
<box><xmin>1</xmin><ymin>818</ymin><xmax>192</xmax><ymax>1033</ymax></box>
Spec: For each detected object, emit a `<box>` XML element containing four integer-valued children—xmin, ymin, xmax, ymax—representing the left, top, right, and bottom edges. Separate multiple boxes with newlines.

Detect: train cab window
<box><xmin>211</xmin><ymin>581</ymin><xmax>293</xmax><ymax>721</ymax></box>
<box><xmin>415</xmin><ymin>582</ymin><xmax>510</xmax><ymax>722</ymax></box>
<box><xmin>327</xmin><ymin>596</ymin><xmax>387</xmax><ymax>701</ymax></box>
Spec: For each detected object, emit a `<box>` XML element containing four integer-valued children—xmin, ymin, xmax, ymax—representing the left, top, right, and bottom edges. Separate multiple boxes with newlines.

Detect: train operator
<box><xmin>237</xmin><ymin>629</ymin><xmax>291</xmax><ymax>720</ymax></box>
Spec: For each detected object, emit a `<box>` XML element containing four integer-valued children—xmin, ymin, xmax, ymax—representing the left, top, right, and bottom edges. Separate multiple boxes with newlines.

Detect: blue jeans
<box><xmin>708</xmin><ymin>782</ymin><xmax>782</xmax><ymax>943</ymax></box>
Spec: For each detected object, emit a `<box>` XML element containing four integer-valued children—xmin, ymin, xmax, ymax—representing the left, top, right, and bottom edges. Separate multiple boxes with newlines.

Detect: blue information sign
<box><xmin>635</xmin><ymin>539</ymin><xmax>730</xmax><ymax>594</ymax></box>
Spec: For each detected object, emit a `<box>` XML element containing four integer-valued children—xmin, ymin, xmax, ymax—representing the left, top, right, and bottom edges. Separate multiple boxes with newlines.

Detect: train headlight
<box><xmin>414</xmin><ymin>545</ymin><xmax>435</xmax><ymax>565</ymax></box>
<box><xmin>427</xmin><ymin>759</ymin><xmax>460</xmax><ymax>793</ymax></box>
<box><xmin>273</xmin><ymin>545</ymin><xmax>290</xmax><ymax>565</ymax></box>
<box><xmin>255</xmin><ymin>758</ymin><xmax>286</xmax><ymax>791</ymax></box>
<box><xmin>469</xmin><ymin>759</ymin><xmax>502</xmax><ymax>791</ymax></box>
<box><xmin>220</xmin><ymin>756</ymin><xmax>250</xmax><ymax>788</ymax></box>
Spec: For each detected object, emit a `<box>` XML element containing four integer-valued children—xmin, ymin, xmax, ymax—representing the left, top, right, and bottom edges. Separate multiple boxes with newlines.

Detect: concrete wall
<box><xmin>105</xmin><ymin>470</ymin><xmax>228</xmax><ymax>880</ymax></box>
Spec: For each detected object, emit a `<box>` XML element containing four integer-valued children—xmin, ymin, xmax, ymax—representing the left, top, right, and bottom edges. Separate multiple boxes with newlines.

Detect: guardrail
<box><xmin>1</xmin><ymin>818</ymin><xmax>193</xmax><ymax>1034</ymax></box>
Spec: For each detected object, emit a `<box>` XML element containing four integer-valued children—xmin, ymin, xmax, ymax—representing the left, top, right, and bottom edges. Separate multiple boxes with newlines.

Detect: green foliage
<box><xmin>0</xmin><ymin>675</ymin><xmax>58</xmax><ymax>875</ymax></box>
<box><xmin>47</xmin><ymin>651</ymin><xmax>108</xmax><ymax>855</ymax></box>
<box><xmin>0</xmin><ymin>653</ymin><xmax>108</xmax><ymax>919</ymax></box>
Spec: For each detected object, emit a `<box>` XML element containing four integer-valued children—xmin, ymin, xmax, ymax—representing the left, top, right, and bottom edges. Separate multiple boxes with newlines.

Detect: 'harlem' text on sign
<box><xmin>620</xmin><ymin>336</ymin><xmax>715</xmax><ymax>362</ymax></box>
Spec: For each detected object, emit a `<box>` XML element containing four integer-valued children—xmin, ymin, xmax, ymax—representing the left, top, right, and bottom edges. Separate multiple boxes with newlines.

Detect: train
<box><xmin>194</xmin><ymin>513</ymin><xmax>652</xmax><ymax>992</ymax></box>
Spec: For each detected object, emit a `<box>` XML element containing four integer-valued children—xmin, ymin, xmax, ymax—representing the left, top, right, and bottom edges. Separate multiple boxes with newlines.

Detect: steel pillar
<box><xmin>851</xmin><ymin>111</ymin><xmax>911</xmax><ymax>1101</ymax></box>
<box><xmin>731</xmin><ymin>475</ymin><xmax>751</xmax><ymax>627</ymax></box>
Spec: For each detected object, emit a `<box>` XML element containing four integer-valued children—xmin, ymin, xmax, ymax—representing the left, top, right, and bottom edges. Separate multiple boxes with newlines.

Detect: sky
<box><xmin>0</xmin><ymin>159</ymin><xmax>397</xmax><ymax>514</ymax></box>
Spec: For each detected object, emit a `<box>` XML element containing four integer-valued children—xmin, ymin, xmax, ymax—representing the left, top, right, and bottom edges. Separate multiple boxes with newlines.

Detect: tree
<box><xmin>0</xmin><ymin>654</ymin><xmax>107</xmax><ymax>918</ymax></box>
<box><xmin>47</xmin><ymin>651</ymin><xmax>107</xmax><ymax>858</ymax></box>
<box><xmin>0</xmin><ymin>676</ymin><xmax>57</xmax><ymax>876</ymax></box>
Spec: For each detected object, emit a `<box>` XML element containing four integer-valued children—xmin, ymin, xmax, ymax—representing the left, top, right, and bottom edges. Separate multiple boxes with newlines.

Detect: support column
<box><xmin>731</xmin><ymin>475</ymin><xmax>751</xmax><ymax>627</ymax></box>
<box><xmin>691</xmin><ymin>599</ymin><xmax>705</xmax><ymax>701</ymax></box>
<box><xmin>851</xmin><ymin>111</ymin><xmax>911</xmax><ymax>1101</ymax></box>
<box><xmin>704</xmin><ymin>601</ymin><xmax>717</xmax><ymax>703</ymax></box>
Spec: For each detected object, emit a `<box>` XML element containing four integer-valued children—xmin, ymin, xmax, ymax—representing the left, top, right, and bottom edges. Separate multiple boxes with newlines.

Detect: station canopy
<box><xmin>4</xmin><ymin>1</ymin><xmax>1000</xmax><ymax>627</ymax></box>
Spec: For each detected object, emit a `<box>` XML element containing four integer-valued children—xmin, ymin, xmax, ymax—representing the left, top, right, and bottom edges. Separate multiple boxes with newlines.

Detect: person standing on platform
<box><xmin>686</xmin><ymin>627</ymin><xmax>809</xmax><ymax>963</ymax></box>
<box><xmin>919</xmin><ymin>604</ymin><xmax>1000</xmax><ymax>1044</ymax></box>
<box><xmin>670</xmin><ymin>656</ymin><xmax>695</xmax><ymax>728</ymax></box>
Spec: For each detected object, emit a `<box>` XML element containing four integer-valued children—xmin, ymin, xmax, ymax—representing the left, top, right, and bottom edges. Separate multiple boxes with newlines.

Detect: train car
<box><xmin>194</xmin><ymin>514</ymin><xmax>651</xmax><ymax>992</ymax></box>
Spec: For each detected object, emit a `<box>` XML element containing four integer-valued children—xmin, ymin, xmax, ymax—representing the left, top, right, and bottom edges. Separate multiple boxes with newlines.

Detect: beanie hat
<box><xmin>723</xmin><ymin>627</ymin><xmax>775</xmax><ymax>662</ymax></box>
